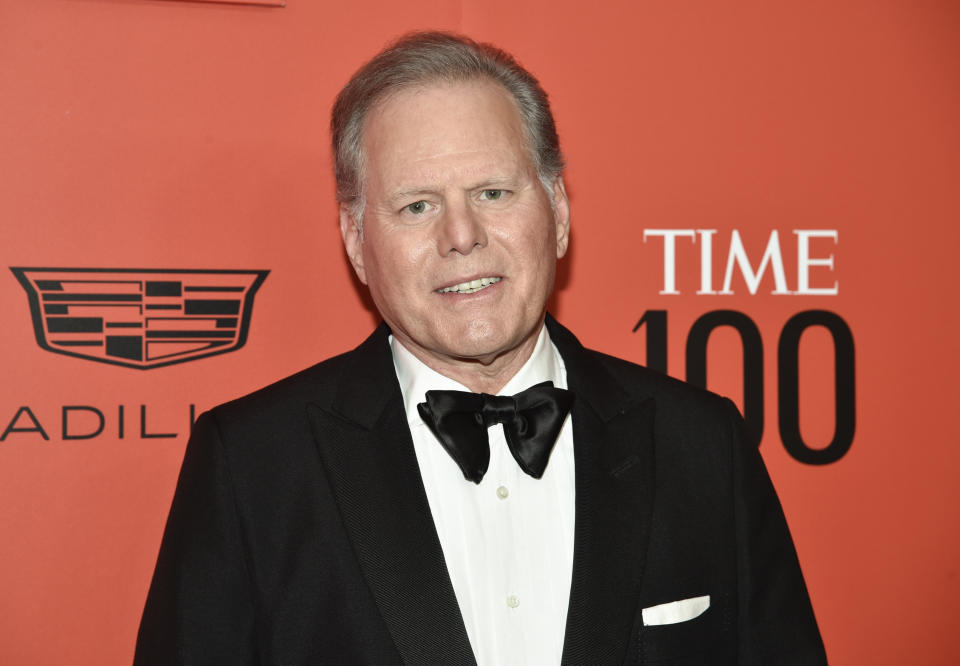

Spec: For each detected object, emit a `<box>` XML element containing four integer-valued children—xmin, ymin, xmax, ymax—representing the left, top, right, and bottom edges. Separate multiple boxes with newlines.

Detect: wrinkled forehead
<box><xmin>361</xmin><ymin>78</ymin><xmax>535</xmax><ymax>177</ymax></box>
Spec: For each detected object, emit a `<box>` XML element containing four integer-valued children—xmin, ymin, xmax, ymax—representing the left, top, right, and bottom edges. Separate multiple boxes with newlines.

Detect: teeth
<box><xmin>438</xmin><ymin>276</ymin><xmax>501</xmax><ymax>294</ymax></box>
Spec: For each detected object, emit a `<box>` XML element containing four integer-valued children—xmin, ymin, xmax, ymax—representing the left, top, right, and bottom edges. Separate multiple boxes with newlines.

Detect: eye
<box><xmin>480</xmin><ymin>189</ymin><xmax>505</xmax><ymax>201</ymax></box>
<box><xmin>404</xmin><ymin>201</ymin><xmax>429</xmax><ymax>215</ymax></box>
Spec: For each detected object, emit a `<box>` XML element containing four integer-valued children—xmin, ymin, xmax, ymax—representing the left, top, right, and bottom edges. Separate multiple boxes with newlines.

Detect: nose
<box><xmin>437</xmin><ymin>200</ymin><xmax>487</xmax><ymax>256</ymax></box>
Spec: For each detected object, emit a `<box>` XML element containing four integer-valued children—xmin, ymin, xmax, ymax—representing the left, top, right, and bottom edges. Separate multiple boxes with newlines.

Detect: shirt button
<box><xmin>496</xmin><ymin>485</ymin><xmax>509</xmax><ymax>500</ymax></box>
<box><xmin>506</xmin><ymin>594</ymin><xmax>520</xmax><ymax>608</ymax></box>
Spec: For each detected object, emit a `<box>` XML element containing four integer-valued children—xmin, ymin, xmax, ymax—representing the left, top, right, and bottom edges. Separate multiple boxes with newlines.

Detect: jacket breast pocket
<box><xmin>637</xmin><ymin>594</ymin><xmax>733</xmax><ymax>664</ymax></box>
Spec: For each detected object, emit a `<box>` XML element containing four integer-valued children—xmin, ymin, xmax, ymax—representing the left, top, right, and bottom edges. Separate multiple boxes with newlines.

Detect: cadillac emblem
<box><xmin>11</xmin><ymin>267</ymin><xmax>269</xmax><ymax>369</ymax></box>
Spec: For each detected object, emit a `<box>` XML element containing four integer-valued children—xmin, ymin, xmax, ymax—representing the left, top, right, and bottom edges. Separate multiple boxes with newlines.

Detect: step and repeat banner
<box><xmin>1</xmin><ymin>1</ymin><xmax>957</xmax><ymax>664</ymax></box>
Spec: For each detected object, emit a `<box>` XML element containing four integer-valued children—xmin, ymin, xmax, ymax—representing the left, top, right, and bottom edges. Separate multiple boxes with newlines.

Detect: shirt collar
<box><xmin>390</xmin><ymin>324</ymin><xmax>566</xmax><ymax>427</ymax></box>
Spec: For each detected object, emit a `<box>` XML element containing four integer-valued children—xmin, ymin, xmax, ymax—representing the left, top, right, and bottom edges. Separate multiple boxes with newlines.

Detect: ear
<box><xmin>552</xmin><ymin>177</ymin><xmax>571</xmax><ymax>259</ymax></box>
<box><xmin>339</xmin><ymin>204</ymin><xmax>368</xmax><ymax>285</ymax></box>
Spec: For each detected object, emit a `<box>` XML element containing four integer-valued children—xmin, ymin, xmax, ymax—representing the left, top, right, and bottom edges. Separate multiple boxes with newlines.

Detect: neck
<box><xmin>394</xmin><ymin>322</ymin><xmax>544</xmax><ymax>394</ymax></box>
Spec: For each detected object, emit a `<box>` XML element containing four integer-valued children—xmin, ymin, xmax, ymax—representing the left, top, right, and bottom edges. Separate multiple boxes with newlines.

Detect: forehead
<box><xmin>361</xmin><ymin>80</ymin><xmax>532</xmax><ymax>189</ymax></box>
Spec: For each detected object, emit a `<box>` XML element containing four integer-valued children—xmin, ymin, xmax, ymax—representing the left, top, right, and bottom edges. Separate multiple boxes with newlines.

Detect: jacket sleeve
<box><xmin>134</xmin><ymin>411</ymin><xmax>257</xmax><ymax>665</ymax></box>
<box><xmin>725</xmin><ymin>398</ymin><xmax>827</xmax><ymax>665</ymax></box>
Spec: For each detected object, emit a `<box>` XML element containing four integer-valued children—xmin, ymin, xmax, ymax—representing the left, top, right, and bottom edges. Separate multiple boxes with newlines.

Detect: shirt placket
<box><xmin>486</xmin><ymin>421</ymin><xmax>528</xmax><ymax>665</ymax></box>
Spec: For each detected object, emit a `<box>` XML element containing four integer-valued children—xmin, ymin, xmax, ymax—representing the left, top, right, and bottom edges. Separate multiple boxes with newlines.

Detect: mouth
<box><xmin>436</xmin><ymin>276</ymin><xmax>502</xmax><ymax>295</ymax></box>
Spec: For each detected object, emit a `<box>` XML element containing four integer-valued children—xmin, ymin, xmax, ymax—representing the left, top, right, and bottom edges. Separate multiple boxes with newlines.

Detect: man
<box><xmin>136</xmin><ymin>32</ymin><xmax>826</xmax><ymax>665</ymax></box>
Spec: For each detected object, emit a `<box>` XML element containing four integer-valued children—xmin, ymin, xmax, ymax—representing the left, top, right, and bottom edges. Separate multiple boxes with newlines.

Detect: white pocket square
<box><xmin>641</xmin><ymin>594</ymin><xmax>710</xmax><ymax>626</ymax></box>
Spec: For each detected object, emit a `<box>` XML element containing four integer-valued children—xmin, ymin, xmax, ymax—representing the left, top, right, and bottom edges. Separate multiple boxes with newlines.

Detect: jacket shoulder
<box><xmin>207</xmin><ymin>345</ymin><xmax>356</xmax><ymax>432</ymax></box>
<box><xmin>583</xmin><ymin>346</ymin><xmax>736</xmax><ymax>421</ymax></box>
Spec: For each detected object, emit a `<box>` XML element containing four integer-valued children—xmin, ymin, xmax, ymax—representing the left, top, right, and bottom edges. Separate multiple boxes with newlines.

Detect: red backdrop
<box><xmin>1</xmin><ymin>1</ymin><xmax>958</xmax><ymax>663</ymax></box>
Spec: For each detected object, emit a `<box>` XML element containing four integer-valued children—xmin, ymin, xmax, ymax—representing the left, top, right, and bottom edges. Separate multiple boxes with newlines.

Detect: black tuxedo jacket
<box><xmin>135</xmin><ymin>317</ymin><xmax>825</xmax><ymax>665</ymax></box>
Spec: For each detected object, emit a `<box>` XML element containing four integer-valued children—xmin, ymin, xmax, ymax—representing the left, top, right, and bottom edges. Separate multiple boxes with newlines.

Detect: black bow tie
<box><xmin>417</xmin><ymin>381</ymin><xmax>574</xmax><ymax>484</ymax></box>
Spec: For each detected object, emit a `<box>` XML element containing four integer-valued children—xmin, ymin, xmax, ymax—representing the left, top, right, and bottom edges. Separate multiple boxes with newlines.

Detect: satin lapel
<box><xmin>306</xmin><ymin>325</ymin><xmax>476</xmax><ymax>666</ymax></box>
<box><xmin>548</xmin><ymin>318</ymin><xmax>657</xmax><ymax>666</ymax></box>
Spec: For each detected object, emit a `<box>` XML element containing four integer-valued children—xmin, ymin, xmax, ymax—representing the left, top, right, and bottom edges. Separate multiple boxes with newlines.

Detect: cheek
<box><xmin>496</xmin><ymin>207</ymin><xmax>553</xmax><ymax>246</ymax></box>
<box><xmin>518</xmin><ymin>217</ymin><xmax>558</xmax><ymax>264</ymax></box>
<box><xmin>363</xmin><ymin>235</ymin><xmax>428</xmax><ymax>293</ymax></box>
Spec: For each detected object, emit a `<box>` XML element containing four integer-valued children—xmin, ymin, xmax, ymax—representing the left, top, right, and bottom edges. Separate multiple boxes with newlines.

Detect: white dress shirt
<box><xmin>390</xmin><ymin>326</ymin><xmax>575</xmax><ymax>666</ymax></box>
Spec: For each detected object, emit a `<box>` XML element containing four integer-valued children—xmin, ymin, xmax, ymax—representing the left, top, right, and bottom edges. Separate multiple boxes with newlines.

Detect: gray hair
<box><xmin>331</xmin><ymin>31</ymin><xmax>565</xmax><ymax>224</ymax></box>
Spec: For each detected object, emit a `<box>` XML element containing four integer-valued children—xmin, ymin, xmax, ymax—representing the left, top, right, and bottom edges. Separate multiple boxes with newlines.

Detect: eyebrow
<box><xmin>387</xmin><ymin>176</ymin><xmax>521</xmax><ymax>205</ymax></box>
<box><xmin>388</xmin><ymin>189</ymin><xmax>438</xmax><ymax>205</ymax></box>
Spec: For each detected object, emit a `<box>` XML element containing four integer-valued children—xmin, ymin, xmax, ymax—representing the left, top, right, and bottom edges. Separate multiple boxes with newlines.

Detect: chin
<box><xmin>436</xmin><ymin>336</ymin><xmax>499</xmax><ymax>361</ymax></box>
<box><xmin>450</xmin><ymin>325</ymin><xmax>527</xmax><ymax>361</ymax></box>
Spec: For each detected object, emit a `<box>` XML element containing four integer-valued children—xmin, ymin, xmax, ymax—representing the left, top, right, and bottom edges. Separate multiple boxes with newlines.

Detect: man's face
<box><xmin>340</xmin><ymin>80</ymin><xmax>570</xmax><ymax>370</ymax></box>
